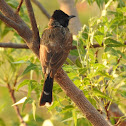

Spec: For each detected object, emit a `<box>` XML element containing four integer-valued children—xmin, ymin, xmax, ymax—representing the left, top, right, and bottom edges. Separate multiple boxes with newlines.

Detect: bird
<box><xmin>39</xmin><ymin>10</ymin><xmax>75</xmax><ymax>106</ymax></box>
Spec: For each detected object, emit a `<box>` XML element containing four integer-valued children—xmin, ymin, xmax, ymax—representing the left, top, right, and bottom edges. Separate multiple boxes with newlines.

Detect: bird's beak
<box><xmin>69</xmin><ymin>15</ymin><xmax>76</xmax><ymax>20</ymax></box>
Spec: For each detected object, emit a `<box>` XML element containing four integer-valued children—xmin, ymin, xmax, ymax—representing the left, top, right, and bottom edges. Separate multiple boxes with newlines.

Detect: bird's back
<box><xmin>40</xmin><ymin>26</ymin><xmax>72</xmax><ymax>77</ymax></box>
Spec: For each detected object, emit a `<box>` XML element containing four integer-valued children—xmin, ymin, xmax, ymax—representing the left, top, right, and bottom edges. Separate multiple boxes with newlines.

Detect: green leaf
<box><xmin>62</xmin><ymin>114</ymin><xmax>84</xmax><ymax>123</ymax></box>
<box><xmin>13</xmin><ymin>60</ymin><xmax>26</xmax><ymax>64</ymax></box>
<box><xmin>22</xmin><ymin>97</ymin><xmax>33</xmax><ymax>112</ymax></box>
<box><xmin>7</xmin><ymin>0</ymin><xmax>19</xmax><ymax>9</ymax></box>
<box><xmin>66</xmin><ymin>58</ymin><xmax>74</xmax><ymax>65</ymax></box>
<box><xmin>16</xmin><ymin>80</ymin><xmax>29</xmax><ymax>91</ymax></box>
<box><xmin>95</xmin><ymin>0</ymin><xmax>104</xmax><ymax>8</ymax></box>
<box><xmin>70</xmin><ymin>49</ymin><xmax>79</xmax><ymax>56</ymax></box>
<box><xmin>75</xmin><ymin>58</ymin><xmax>82</xmax><ymax>68</ymax></box>
<box><xmin>105</xmin><ymin>38</ymin><xmax>124</xmax><ymax>47</ymax></box>
<box><xmin>79</xmin><ymin>68</ymin><xmax>87</xmax><ymax>75</ymax></box>
<box><xmin>120</xmin><ymin>91</ymin><xmax>126</xmax><ymax>98</ymax></box>
<box><xmin>104</xmin><ymin>47</ymin><xmax>119</xmax><ymax>57</ymax></box>
<box><xmin>22</xmin><ymin>63</ymin><xmax>38</xmax><ymax>75</ymax></box>
<box><xmin>94</xmin><ymin>31</ymin><xmax>104</xmax><ymax>45</ymax></box>
<box><xmin>92</xmin><ymin>88</ymin><xmax>111</xmax><ymax>100</ymax></box>
<box><xmin>82</xmin><ymin>32</ymin><xmax>88</xmax><ymax>40</ymax></box>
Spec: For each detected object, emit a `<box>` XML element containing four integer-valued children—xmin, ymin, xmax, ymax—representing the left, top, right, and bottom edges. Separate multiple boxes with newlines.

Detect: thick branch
<box><xmin>31</xmin><ymin>0</ymin><xmax>51</xmax><ymax>19</ymax></box>
<box><xmin>0</xmin><ymin>0</ymin><xmax>39</xmax><ymax>57</ymax></box>
<box><xmin>0</xmin><ymin>13</ymin><xmax>21</xmax><ymax>30</ymax></box>
<box><xmin>0</xmin><ymin>0</ymin><xmax>24</xmax><ymax>24</ymax></box>
<box><xmin>55</xmin><ymin>69</ymin><xmax>110</xmax><ymax>126</ymax></box>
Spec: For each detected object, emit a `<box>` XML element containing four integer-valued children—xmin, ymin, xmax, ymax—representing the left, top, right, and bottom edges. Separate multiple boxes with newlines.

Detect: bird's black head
<box><xmin>51</xmin><ymin>10</ymin><xmax>75</xmax><ymax>27</ymax></box>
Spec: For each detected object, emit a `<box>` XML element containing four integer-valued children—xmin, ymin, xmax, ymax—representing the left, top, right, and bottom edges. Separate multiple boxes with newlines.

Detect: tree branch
<box><xmin>0</xmin><ymin>42</ymin><xmax>29</xmax><ymax>49</ymax></box>
<box><xmin>55</xmin><ymin>69</ymin><xmax>111</xmax><ymax>126</ymax></box>
<box><xmin>7</xmin><ymin>82</ymin><xmax>27</xmax><ymax>126</ymax></box>
<box><xmin>25</xmin><ymin>0</ymin><xmax>40</xmax><ymax>42</ymax></box>
<box><xmin>0</xmin><ymin>42</ymin><xmax>103</xmax><ymax>49</ymax></box>
<box><xmin>0</xmin><ymin>13</ymin><xmax>21</xmax><ymax>30</ymax></box>
<box><xmin>16</xmin><ymin>0</ymin><xmax>24</xmax><ymax>14</ymax></box>
<box><xmin>31</xmin><ymin>0</ymin><xmax>51</xmax><ymax>19</ymax></box>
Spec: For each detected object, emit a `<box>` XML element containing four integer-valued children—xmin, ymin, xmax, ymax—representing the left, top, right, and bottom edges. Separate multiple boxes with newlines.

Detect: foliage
<box><xmin>0</xmin><ymin>0</ymin><xmax>126</xmax><ymax>126</ymax></box>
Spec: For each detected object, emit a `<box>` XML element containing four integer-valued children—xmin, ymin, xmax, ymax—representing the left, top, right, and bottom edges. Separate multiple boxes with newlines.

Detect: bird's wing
<box><xmin>40</xmin><ymin>27</ymin><xmax>72</xmax><ymax>77</ymax></box>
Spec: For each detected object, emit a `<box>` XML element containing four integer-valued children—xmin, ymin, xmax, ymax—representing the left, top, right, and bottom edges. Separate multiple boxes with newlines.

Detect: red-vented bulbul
<box><xmin>39</xmin><ymin>10</ymin><xmax>75</xmax><ymax>106</ymax></box>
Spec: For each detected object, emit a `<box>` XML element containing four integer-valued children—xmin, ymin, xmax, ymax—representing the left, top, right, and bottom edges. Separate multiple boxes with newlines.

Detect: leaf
<box><xmin>82</xmin><ymin>32</ymin><xmax>88</xmax><ymax>40</ymax></box>
<box><xmin>104</xmin><ymin>47</ymin><xmax>119</xmax><ymax>57</ymax></box>
<box><xmin>95</xmin><ymin>0</ymin><xmax>104</xmax><ymax>8</ymax></box>
<box><xmin>75</xmin><ymin>58</ymin><xmax>82</xmax><ymax>68</ymax></box>
<box><xmin>12</xmin><ymin>97</ymin><xmax>27</xmax><ymax>106</ymax></box>
<box><xmin>16</xmin><ymin>80</ymin><xmax>29</xmax><ymax>91</ymax></box>
<box><xmin>66</xmin><ymin>58</ymin><xmax>74</xmax><ymax>65</ymax></box>
<box><xmin>7</xmin><ymin>0</ymin><xmax>19</xmax><ymax>9</ymax></box>
<box><xmin>13</xmin><ymin>60</ymin><xmax>26</xmax><ymax>64</ymax></box>
<box><xmin>32</xmin><ymin>100</ymin><xmax>36</xmax><ymax>121</ymax></box>
<box><xmin>105</xmin><ymin>38</ymin><xmax>124</xmax><ymax>47</ymax></box>
<box><xmin>79</xmin><ymin>68</ymin><xmax>87</xmax><ymax>75</ymax></box>
<box><xmin>120</xmin><ymin>91</ymin><xmax>126</xmax><ymax>98</ymax></box>
<box><xmin>94</xmin><ymin>31</ymin><xmax>104</xmax><ymax>45</ymax></box>
<box><xmin>116</xmin><ymin>50</ymin><xmax>126</xmax><ymax>60</ymax></box>
<box><xmin>62</xmin><ymin>114</ymin><xmax>84</xmax><ymax>122</ymax></box>
<box><xmin>22</xmin><ymin>97</ymin><xmax>33</xmax><ymax>112</ymax></box>
<box><xmin>70</xmin><ymin>49</ymin><xmax>79</xmax><ymax>56</ymax></box>
<box><xmin>92</xmin><ymin>88</ymin><xmax>111</xmax><ymax>100</ymax></box>
<box><xmin>22</xmin><ymin>63</ymin><xmax>38</xmax><ymax>75</ymax></box>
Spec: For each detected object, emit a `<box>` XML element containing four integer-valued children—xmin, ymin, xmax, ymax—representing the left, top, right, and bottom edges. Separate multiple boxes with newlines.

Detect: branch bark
<box><xmin>0</xmin><ymin>42</ymin><xmax>29</xmax><ymax>49</ymax></box>
<box><xmin>0</xmin><ymin>0</ymin><xmax>111</xmax><ymax>125</ymax></box>
<box><xmin>55</xmin><ymin>69</ymin><xmax>110</xmax><ymax>126</ymax></box>
<box><xmin>25</xmin><ymin>0</ymin><xmax>40</xmax><ymax>42</ymax></box>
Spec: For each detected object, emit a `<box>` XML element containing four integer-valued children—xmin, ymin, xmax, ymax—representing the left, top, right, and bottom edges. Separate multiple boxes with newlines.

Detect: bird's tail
<box><xmin>39</xmin><ymin>74</ymin><xmax>53</xmax><ymax>106</ymax></box>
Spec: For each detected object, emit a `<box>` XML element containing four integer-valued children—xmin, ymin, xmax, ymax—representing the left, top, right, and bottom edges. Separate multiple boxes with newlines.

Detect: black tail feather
<box><xmin>39</xmin><ymin>74</ymin><xmax>53</xmax><ymax>106</ymax></box>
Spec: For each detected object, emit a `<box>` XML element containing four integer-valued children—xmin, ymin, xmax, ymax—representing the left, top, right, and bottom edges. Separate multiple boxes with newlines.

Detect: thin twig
<box><xmin>117</xmin><ymin>55</ymin><xmax>122</xmax><ymax>64</ymax></box>
<box><xmin>0</xmin><ymin>42</ymin><xmax>29</xmax><ymax>49</ymax></box>
<box><xmin>105</xmin><ymin>102</ymin><xmax>110</xmax><ymax>120</ymax></box>
<box><xmin>31</xmin><ymin>0</ymin><xmax>51</xmax><ymax>19</ymax></box>
<box><xmin>7</xmin><ymin>83</ymin><xmax>27</xmax><ymax>126</ymax></box>
<box><xmin>16</xmin><ymin>0</ymin><xmax>24</xmax><ymax>14</ymax></box>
